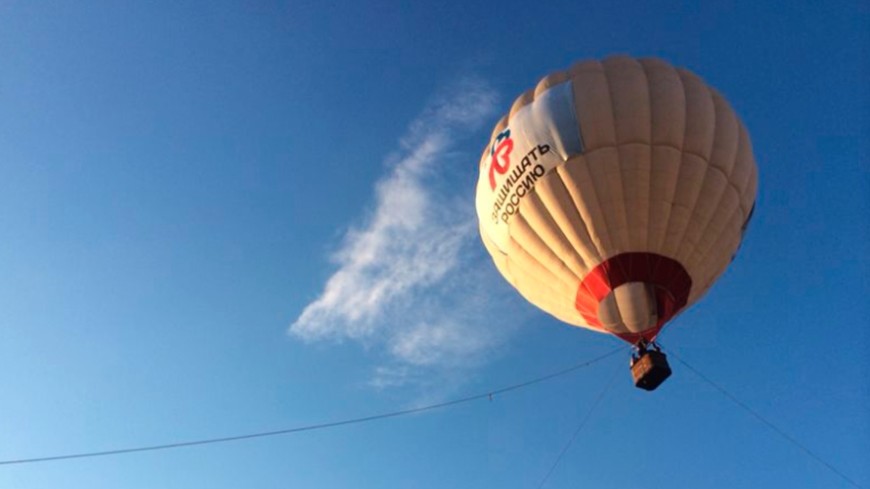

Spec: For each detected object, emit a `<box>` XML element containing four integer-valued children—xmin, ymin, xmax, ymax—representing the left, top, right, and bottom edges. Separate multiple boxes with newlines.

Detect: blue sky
<box><xmin>0</xmin><ymin>1</ymin><xmax>867</xmax><ymax>488</ymax></box>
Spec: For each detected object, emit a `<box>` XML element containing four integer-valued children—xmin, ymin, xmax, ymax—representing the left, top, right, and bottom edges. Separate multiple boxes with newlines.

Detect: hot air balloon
<box><xmin>475</xmin><ymin>56</ymin><xmax>757</xmax><ymax>390</ymax></box>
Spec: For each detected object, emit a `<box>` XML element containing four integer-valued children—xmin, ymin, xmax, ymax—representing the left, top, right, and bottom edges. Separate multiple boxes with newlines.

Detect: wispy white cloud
<box><xmin>290</xmin><ymin>78</ymin><xmax>529</xmax><ymax>386</ymax></box>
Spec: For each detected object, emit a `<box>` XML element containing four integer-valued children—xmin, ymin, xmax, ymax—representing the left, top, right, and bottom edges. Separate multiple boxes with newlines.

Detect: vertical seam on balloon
<box><xmin>639</xmin><ymin>60</ymin><xmax>654</xmax><ymax>254</ymax></box>
<box><xmin>511</xmin><ymin>213</ymin><xmax>583</xmax><ymax>292</ymax></box>
<box><xmin>693</xmin><ymin>206</ymin><xmax>744</xmax><ymax>290</ymax></box>
<box><xmin>680</xmin><ymin>96</ymin><xmax>739</xmax><ymax>274</ymax></box>
<box><xmin>520</xmin><ymin>192</ymin><xmax>586</xmax><ymax>283</ymax></box>
<box><xmin>741</xmin><ymin>170</ymin><xmax>758</xmax><ymax>221</ymax></box>
<box><xmin>508</xmin><ymin>89</ymin><xmax>534</xmax><ymax>122</ymax></box>
<box><xmin>608</xmin><ymin>61</ymin><xmax>633</xmax><ymax>285</ymax></box>
<box><xmin>508</xmin><ymin>208</ymin><xmax>595</xmax><ymax>308</ymax></box>
<box><xmin>567</xmin><ymin>62</ymin><xmax>615</xmax><ymax>258</ymax></box>
<box><xmin>661</xmin><ymin>73</ymin><xmax>712</xmax><ymax>290</ymax></box>
<box><xmin>690</xmin><ymin>189</ymin><xmax>741</xmax><ymax>283</ymax></box>
<box><xmin>553</xmin><ymin>163</ymin><xmax>607</xmax><ymax>266</ymax></box>
<box><xmin>611</xmin><ymin>60</ymin><xmax>648</xmax><ymax>305</ymax></box>
<box><xmin>691</xmin><ymin>120</ymin><xmax>745</xmax><ymax>272</ymax></box>
<box><xmin>639</xmin><ymin>60</ymin><xmax>657</xmax><ymax>334</ymax></box>
<box><xmin>585</xmin><ymin>62</ymin><xmax>617</xmax><ymax>256</ymax></box>
<box><xmin>529</xmin><ymin>174</ymin><xmax>597</xmax><ymax>276</ymax></box>
<box><xmin>568</xmin><ymin>74</ymin><xmax>588</xmax><ymax>153</ymax></box>
<box><xmin>665</xmin><ymin>72</ymin><xmax>701</xmax><ymax>259</ymax></box>
<box><xmin>734</xmin><ymin>122</ymin><xmax>757</xmax><ymax>217</ymax></box>
<box><xmin>481</xmin><ymin>232</ymin><xmax>516</xmax><ymax>285</ymax></box>
<box><xmin>726</xmin><ymin>123</ymin><xmax>757</xmax><ymax>267</ymax></box>
<box><xmin>704</xmin><ymin>209</ymin><xmax>744</xmax><ymax>298</ymax></box>
<box><xmin>672</xmin><ymin>82</ymin><xmax>719</xmax><ymax>272</ymax></box>
<box><xmin>648</xmin><ymin>64</ymin><xmax>682</xmax><ymax>254</ymax></box>
<box><xmin>660</xmin><ymin>71</ymin><xmax>698</xmax><ymax>259</ymax></box>
<box><xmin>618</xmin><ymin>59</ymin><xmax>650</xmax><ymax>259</ymax></box>
<box><xmin>511</xmin><ymin>89</ymin><xmax>535</xmax><ymax>159</ymax></box>
<box><xmin>710</xmin><ymin>93</ymin><xmax>740</xmax><ymax>181</ymax></box>
<box><xmin>682</xmin><ymin>94</ymin><xmax>744</xmax><ymax>275</ymax></box>
<box><xmin>682</xmin><ymin>166</ymin><xmax>737</xmax><ymax>269</ymax></box>
<box><xmin>505</xmin><ymin>233</ymin><xmax>578</xmax><ymax>318</ymax></box>
<box><xmin>601</xmin><ymin>60</ymin><xmax>632</xmax><ymax>255</ymax></box>
<box><xmin>648</xmin><ymin>66</ymin><xmax>687</xmax><ymax>281</ymax></box>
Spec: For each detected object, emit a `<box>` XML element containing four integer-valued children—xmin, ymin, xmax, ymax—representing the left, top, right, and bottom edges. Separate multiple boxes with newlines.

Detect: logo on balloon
<box><xmin>486</xmin><ymin>130</ymin><xmax>552</xmax><ymax>224</ymax></box>
<box><xmin>488</xmin><ymin>129</ymin><xmax>514</xmax><ymax>190</ymax></box>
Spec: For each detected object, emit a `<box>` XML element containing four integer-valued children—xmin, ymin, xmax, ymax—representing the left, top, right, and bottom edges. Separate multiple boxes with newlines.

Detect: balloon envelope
<box><xmin>475</xmin><ymin>56</ymin><xmax>758</xmax><ymax>343</ymax></box>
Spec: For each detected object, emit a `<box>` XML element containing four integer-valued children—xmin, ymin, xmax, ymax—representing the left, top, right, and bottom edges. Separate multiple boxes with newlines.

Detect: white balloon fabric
<box><xmin>476</xmin><ymin>56</ymin><xmax>758</xmax><ymax>343</ymax></box>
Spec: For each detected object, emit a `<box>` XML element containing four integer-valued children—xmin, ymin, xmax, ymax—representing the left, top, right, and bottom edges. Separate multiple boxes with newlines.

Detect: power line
<box><xmin>670</xmin><ymin>351</ymin><xmax>864</xmax><ymax>489</ymax></box>
<box><xmin>0</xmin><ymin>346</ymin><xmax>627</xmax><ymax>467</ymax></box>
<box><xmin>536</xmin><ymin>361</ymin><xmax>621</xmax><ymax>489</ymax></box>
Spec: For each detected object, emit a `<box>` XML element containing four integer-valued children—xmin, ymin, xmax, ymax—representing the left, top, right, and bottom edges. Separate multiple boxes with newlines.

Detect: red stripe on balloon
<box><xmin>574</xmin><ymin>253</ymin><xmax>692</xmax><ymax>343</ymax></box>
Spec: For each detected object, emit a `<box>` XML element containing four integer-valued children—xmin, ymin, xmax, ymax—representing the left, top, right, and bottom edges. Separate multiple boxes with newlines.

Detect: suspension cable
<box><xmin>0</xmin><ymin>346</ymin><xmax>627</xmax><ymax>467</ymax></box>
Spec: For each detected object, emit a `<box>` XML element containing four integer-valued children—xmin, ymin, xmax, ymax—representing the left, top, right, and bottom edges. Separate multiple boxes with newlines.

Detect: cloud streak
<box><xmin>290</xmin><ymin>79</ymin><xmax>528</xmax><ymax>385</ymax></box>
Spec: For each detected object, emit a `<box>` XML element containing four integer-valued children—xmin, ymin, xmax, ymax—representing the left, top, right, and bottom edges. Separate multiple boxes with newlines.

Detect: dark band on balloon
<box><xmin>574</xmin><ymin>252</ymin><xmax>692</xmax><ymax>343</ymax></box>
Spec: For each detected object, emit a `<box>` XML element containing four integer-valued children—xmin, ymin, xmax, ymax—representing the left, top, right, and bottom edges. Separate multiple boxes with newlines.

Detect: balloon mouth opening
<box><xmin>613</xmin><ymin>326</ymin><xmax>666</xmax><ymax>344</ymax></box>
<box><xmin>574</xmin><ymin>252</ymin><xmax>692</xmax><ymax>343</ymax></box>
